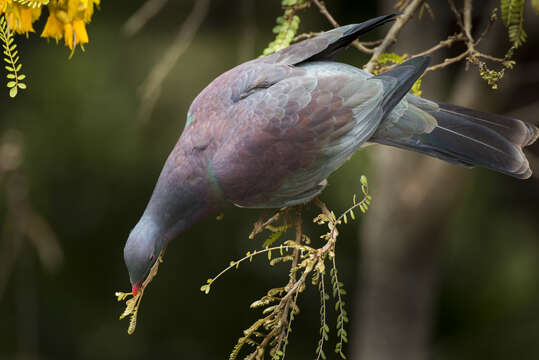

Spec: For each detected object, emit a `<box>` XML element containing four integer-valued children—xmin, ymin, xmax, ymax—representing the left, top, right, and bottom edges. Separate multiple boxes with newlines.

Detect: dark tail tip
<box><xmin>342</xmin><ymin>14</ymin><xmax>398</xmax><ymax>38</ymax></box>
<box><xmin>523</xmin><ymin>122</ymin><xmax>539</xmax><ymax>147</ymax></box>
<box><xmin>374</xmin><ymin>100</ymin><xmax>537</xmax><ymax>179</ymax></box>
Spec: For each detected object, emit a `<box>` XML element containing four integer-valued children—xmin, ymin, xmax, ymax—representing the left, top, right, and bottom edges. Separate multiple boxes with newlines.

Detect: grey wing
<box><xmin>264</xmin><ymin>57</ymin><xmax>430</xmax><ymax>207</ymax></box>
<box><xmin>211</xmin><ymin>64</ymin><xmax>386</xmax><ymax>208</ymax></box>
<box><xmin>262</xmin><ymin>15</ymin><xmax>397</xmax><ymax>66</ymax></box>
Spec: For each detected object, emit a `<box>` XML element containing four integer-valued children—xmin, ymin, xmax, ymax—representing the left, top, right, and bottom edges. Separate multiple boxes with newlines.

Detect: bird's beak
<box><xmin>132</xmin><ymin>280</ymin><xmax>142</xmax><ymax>296</ymax></box>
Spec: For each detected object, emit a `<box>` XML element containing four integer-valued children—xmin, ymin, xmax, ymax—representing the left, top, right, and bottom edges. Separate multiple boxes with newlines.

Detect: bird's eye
<box><xmin>149</xmin><ymin>255</ymin><xmax>155</xmax><ymax>262</ymax></box>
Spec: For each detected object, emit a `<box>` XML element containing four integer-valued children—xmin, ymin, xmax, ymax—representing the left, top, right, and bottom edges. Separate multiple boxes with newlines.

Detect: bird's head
<box><xmin>122</xmin><ymin>154</ymin><xmax>225</xmax><ymax>293</ymax></box>
<box><xmin>123</xmin><ymin>217</ymin><xmax>163</xmax><ymax>295</ymax></box>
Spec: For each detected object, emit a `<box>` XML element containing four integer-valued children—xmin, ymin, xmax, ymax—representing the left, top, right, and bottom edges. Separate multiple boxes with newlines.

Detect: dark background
<box><xmin>0</xmin><ymin>1</ymin><xmax>538</xmax><ymax>359</ymax></box>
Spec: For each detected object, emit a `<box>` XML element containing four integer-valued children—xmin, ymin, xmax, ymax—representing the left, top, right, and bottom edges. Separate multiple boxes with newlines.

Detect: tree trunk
<box><xmin>351</xmin><ymin>1</ymin><xmax>499</xmax><ymax>359</ymax></box>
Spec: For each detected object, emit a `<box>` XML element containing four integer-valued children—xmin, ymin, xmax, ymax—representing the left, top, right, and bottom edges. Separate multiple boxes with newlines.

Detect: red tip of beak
<box><xmin>132</xmin><ymin>281</ymin><xmax>142</xmax><ymax>296</ymax></box>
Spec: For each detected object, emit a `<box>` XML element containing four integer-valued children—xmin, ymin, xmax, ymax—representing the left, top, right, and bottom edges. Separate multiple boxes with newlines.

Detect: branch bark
<box><xmin>365</xmin><ymin>0</ymin><xmax>425</xmax><ymax>72</ymax></box>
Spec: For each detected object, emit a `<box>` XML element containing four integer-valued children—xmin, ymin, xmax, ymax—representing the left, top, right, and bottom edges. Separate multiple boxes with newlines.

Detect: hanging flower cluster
<box><xmin>0</xmin><ymin>0</ymin><xmax>100</xmax><ymax>52</ymax></box>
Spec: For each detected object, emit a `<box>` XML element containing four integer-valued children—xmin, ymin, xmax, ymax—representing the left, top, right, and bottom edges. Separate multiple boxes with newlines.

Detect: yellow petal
<box><xmin>83</xmin><ymin>0</ymin><xmax>95</xmax><ymax>22</ymax></box>
<box><xmin>67</xmin><ymin>0</ymin><xmax>80</xmax><ymax>20</ymax></box>
<box><xmin>64</xmin><ymin>22</ymin><xmax>73</xmax><ymax>49</ymax></box>
<box><xmin>31</xmin><ymin>6</ymin><xmax>41</xmax><ymax>22</ymax></box>
<box><xmin>55</xmin><ymin>9</ymin><xmax>70</xmax><ymax>24</ymax></box>
<box><xmin>6</xmin><ymin>6</ymin><xmax>35</xmax><ymax>34</ymax></box>
<box><xmin>73</xmin><ymin>19</ymin><xmax>88</xmax><ymax>44</ymax></box>
<box><xmin>41</xmin><ymin>12</ymin><xmax>64</xmax><ymax>41</ymax></box>
<box><xmin>0</xmin><ymin>0</ymin><xmax>8</xmax><ymax>14</ymax></box>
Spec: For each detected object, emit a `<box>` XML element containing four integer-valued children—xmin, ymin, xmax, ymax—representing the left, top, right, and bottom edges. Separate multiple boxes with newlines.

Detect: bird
<box><xmin>123</xmin><ymin>14</ymin><xmax>538</xmax><ymax>294</ymax></box>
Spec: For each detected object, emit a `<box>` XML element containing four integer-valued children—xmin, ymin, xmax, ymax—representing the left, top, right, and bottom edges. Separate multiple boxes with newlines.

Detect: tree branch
<box><xmin>122</xmin><ymin>0</ymin><xmax>169</xmax><ymax>37</ymax></box>
<box><xmin>365</xmin><ymin>0</ymin><xmax>425</xmax><ymax>72</ymax></box>
<box><xmin>137</xmin><ymin>0</ymin><xmax>210</xmax><ymax>123</ymax></box>
<box><xmin>311</xmin><ymin>0</ymin><xmax>377</xmax><ymax>53</ymax></box>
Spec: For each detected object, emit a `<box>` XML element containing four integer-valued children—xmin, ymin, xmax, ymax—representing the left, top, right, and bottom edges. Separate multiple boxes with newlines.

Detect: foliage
<box><xmin>0</xmin><ymin>0</ymin><xmax>100</xmax><ymax>97</ymax></box>
<box><xmin>0</xmin><ymin>14</ymin><xmax>26</xmax><ymax>97</ymax></box>
<box><xmin>261</xmin><ymin>0</ymin><xmax>310</xmax><ymax>56</ymax></box>
<box><xmin>500</xmin><ymin>0</ymin><xmax>527</xmax><ymax>47</ymax></box>
<box><xmin>115</xmin><ymin>250</ymin><xmax>165</xmax><ymax>335</ymax></box>
<box><xmin>374</xmin><ymin>52</ymin><xmax>423</xmax><ymax>96</ymax></box>
<box><xmin>200</xmin><ymin>176</ymin><xmax>372</xmax><ymax>360</ymax></box>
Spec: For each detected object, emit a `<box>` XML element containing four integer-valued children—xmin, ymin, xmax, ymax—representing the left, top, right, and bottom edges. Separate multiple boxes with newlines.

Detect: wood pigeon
<box><xmin>124</xmin><ymin>14</ymin><xmax>538</xmax><ymax>293</ymax></box>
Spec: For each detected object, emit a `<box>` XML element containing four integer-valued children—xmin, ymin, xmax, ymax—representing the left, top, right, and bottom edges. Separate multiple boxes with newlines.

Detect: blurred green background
<box><xmin>0</xmin><ymin>1</ymin><xmax>538</xmax><ymax>359</ymax></box>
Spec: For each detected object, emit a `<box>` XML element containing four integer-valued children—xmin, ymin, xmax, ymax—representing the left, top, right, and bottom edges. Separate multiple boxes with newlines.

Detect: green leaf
<box><xmin>6</xmin><ymin>81</ymin><xmax>16</xmax><ymax>88</ymax></box>
<box><xmin>17</xmin><ymin>82</ymin><xmax>26</xmax><ymax>89</ymax></box>
<box><xmin>9</xmin><ymin>86</ymin><xmax>18</xmax><ymax>98</ymax></box>
<box><xmin>360</xmin><ymin>175</ymin><xmax>368</xmax><ymax>187</ymax></box>
<box><xmin>500</xmin><ymin>0</ymin><xmax>527</xmax><ymax>47</ymax></box>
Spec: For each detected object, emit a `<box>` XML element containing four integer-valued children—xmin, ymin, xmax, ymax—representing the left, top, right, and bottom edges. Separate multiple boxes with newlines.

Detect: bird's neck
<box><xmin>141</xmin><ymin>154</ymin><xmax>224</xmax><ymax>245</ymax></box>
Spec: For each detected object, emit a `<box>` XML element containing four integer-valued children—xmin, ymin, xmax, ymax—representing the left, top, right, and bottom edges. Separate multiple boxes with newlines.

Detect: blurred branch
<box><xmin>0</xmin><ymin>130</ymin><xmax>62</xmax><ymax>301</ymax></box>
<box><xmin>6</xmin><ymin>173</ymin><xmax>62</xmax><ymax>273</ymax></box>
<box><xmin>311</xmin><ymin>0</ymin><xmax>378</xmax><ymax>53</ymax></box>
<box><xmin>122</xmin><ymin>0</ymin><xmax>169</xmax><ymax>37</ymax></box>
<box><xmin>137</xmin><ymin>0</ymin><xmax>210</xmax><ymax>124</ymax></box>
<box><xmin>0</xmin><ymin>219</ymin><xmax>23</xmax><ymax>300</ymax></box>
<box><xmin>237</xmin><ymin>0</ymin><xmax>256</xmax><ymax>62</ymax></box>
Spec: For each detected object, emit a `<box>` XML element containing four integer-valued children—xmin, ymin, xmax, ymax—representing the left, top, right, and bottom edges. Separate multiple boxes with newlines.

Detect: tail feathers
<box><xmin>372</xmin><ymin>101</ymin><xmax>538</xmax><ymax>179</ymax></box>
<box><xmin>435</xmin><ymin>102</ymin><xmax>539</xmax><ymax>147</ymax></box>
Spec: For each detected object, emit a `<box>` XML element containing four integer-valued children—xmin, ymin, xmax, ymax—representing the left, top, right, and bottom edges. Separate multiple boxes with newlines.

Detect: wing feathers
<box><xmin>265</xmin><ymin>15</ymin><xmax>398</xmax><ymax>66</ymax></box>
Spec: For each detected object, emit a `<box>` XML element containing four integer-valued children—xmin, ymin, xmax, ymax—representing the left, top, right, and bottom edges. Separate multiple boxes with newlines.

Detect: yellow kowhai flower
<box><xmin>40</xmin><ymin>0</ymin><xmax>99</xmax><ymax>52</ymax></box>
<box><xmin>40</xmin><ymin>8</ymin><xmax>62</xmax><ymax>40</ymax></box>
<box><xmin>66</xmin><ymin>0</ymin><xmax>98</xmax><ymax>23</ymax></box>
<box><xmin>0</xmin><ymin>1</ymin><xmax>42</xmax><ymax>34</ymax></box>
<box><xmin>0</xmin><ymin>0</ymin><xmax>10</xmax><ymax>13</ymax></box>
<box><xmin>63</xmin><ymin>18</ymin><xmax>87</xmax><ymax>50</ymax></box>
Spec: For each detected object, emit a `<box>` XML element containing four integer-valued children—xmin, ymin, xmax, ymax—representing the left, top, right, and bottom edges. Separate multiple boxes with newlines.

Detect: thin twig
<box><xmin>463</xmin><ymin>0</ymin><xmax>474</xmax><ymax>45</ymax></box>
<box><xmin>424</xmin><ymin>49</ymin><xmax>470</xmax><ymax>74</ymax></box>
<box><xmin>315</xmin><ymin>271</ymin><xmax>327</xmax><ymax>360</ymax></box>
<box><xmin>238</xmin><ymin>0</ymin><xmax>256</xmax><ymax>62</ymax></box>
<box><xmin>247</xmin><ymin>264</ymin><xmax>312</xmax><ymax>360</ymax></box>
<box><xmin>361</xmin><ymin>39</ymin><xmax>384</xmax><ymax>46</ymax></box>
<box><xmin>311</xmin><ymin>0</ymin><xmax>376</xmax><ymax>54</ymax></box>
<box><xmin>365</xmin><ymin>0</ymin><xmax>425</xmax><ymax>72</ymax></box>
<box><xmin>409</xmin><ymin>33</ymin><xmax>466</xmax><ymax>59</ymax></box>
<box><xmin>274</xmin><ymin>206</ymin><xmax>303</xmax><ymax>354</ymax></box>
<box><xmin>137</xmin><ymin>0</ymin><xmax>210</xmax><ymax>124</ymax></box>
<box><xmin>462</xmin><ymin>0</ymin><xmax>475</xmax><ymax>71</ymax></box>
<box><xmin>293</xmin><ymin>31</ymin><xmax>322</xmax><ymax>42</ymax></box>
<box><xmin>311</xmin><ymin>0</ymin><xmax>339</xmax><ymax>27</ymax></box>
<box><xmin>476</xmin><ymin>52</ymin><xmax>505</xmax><ymax>62</ymax></box>
<box><xmin>448</xmin><ymin>0</ymin><xmax>464</xmax><ymax>31</ymax></box>
<box><xmin>475</xmin><ymin>8</ymin><xmax>497</xmax><ymax>46</ymax></box>
<box><xmin>249</xmin><ymin>208</ymin><xmax>287</xmax><ymax>239</ymax></box>
<box><xmin>122</xmin><ymin>0</ymin><xmax>169</xmax><ymax>37</ymax></box>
